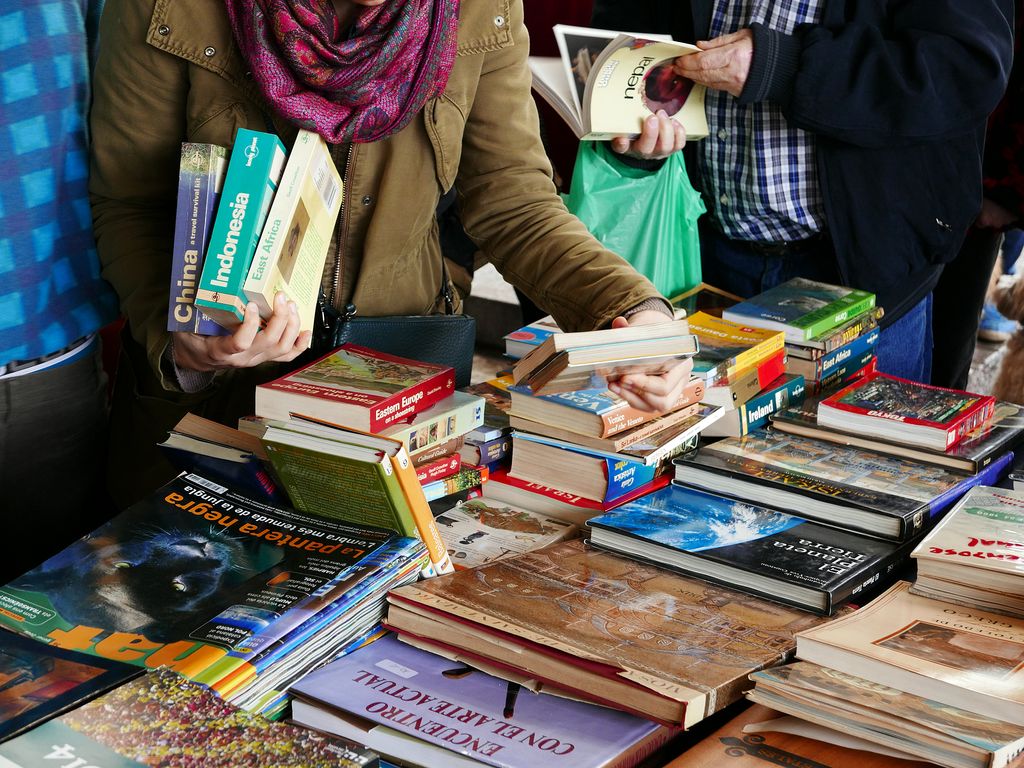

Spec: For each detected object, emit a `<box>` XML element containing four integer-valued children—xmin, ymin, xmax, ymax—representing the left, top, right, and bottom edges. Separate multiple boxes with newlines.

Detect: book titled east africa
<box><xmin>385</xmin><ymin>539</ymin><xmax>831</xmax><ymax>728</ymax></box>
<box><xmin>587</xmin><ymin>484</ymin><xmax>913</xmax><ymax>615</ymax></box>
<box><xmin>673</xmin><ymin>430</ymin><xmax>1013</xmax><ymax>541</ymax></box>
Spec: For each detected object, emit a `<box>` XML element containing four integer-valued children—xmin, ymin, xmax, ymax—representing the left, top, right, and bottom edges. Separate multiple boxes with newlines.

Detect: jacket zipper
<box><xmin>329</xmin><ymin>143</ymin><xmax>356</xmax><ymax>312</ymax></box>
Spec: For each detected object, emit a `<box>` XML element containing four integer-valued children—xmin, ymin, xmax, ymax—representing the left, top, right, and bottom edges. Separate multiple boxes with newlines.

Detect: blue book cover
<box><xmin>588</xmin><ymin>484</ymin><xmax>912</xmax><ymax>613</ymax></box>
<box><xmin>291</xmin><ymin>634</ymin><xmax>671</xmax><ymax>768</ymax></box>
<box><xmin>814</xmin><ymin>327</ymin><xmax>879</xmax><ymax>380</ymax></box>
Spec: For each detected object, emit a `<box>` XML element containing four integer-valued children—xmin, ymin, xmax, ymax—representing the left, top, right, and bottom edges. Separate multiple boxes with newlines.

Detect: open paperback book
<box><xmin>529</xmin><ymin>25</ymin><xmax>708</xmax><ymax>140</ymax></box>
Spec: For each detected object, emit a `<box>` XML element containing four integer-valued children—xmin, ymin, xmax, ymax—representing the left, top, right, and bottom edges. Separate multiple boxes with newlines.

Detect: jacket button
<box><xmin>493</xmin><ymin>15</ymin><xmax>505</xmax><ymax>27</ymax></box>
<box><xmin>361</xmin><ymin>195</ymin><xmax>374</xmax><ymax>206</ymax></box>
<box><xmin>157</xmin><ymin>24</ymin><xmax>170</xmax><ymax>35</ymax></box>
<box><xmin>204</xmin><ymin>46</ymin><xmax>216</xmax><ymax>57</ymax></box>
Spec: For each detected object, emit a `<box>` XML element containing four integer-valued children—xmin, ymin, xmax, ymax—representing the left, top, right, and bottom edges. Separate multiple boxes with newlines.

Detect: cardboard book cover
<box><xmin>688</xmin><ymin>312</ymin><xmax>786</xmax><ymax>383</ymax></box>
<box><xmin>256</xmin><ymin>343</ymin><xmax>456</xmax><ymax>433</ymax></box>
<box><xmin>0</xmin><ymin>473</ymin><xmax>396</xmax><ymax>681</ymax></box>
<box><xmin>387</xmin><ymin>539</ymin><xmax>829</xmax><ymax>728</ymax></box>
<box><xmin>795</xmin><ymin>582</ymin><xmax>1024</xmax><ymax>726</ymax></box>
<box><xmin>723</xmin><ymin>278</ymin><xmax>876</xmax><ymax>343</ymax></box>
<box><xmin>243</xmin><ymin>129</ymin><xmax>342</xmax><ymax>335</ymax></box>
<box><xmin>291</xmin><ymin>634</ymin><xmax>672</xmax><ymax>768</ymax></box>
<box><xmin>167</xmin><ymin>142</ymin><xmax>229</xmax><ymax>336</ymax></box>
<box><xmin>588</xmin><ymin>484</ymin><xmax>910</xmax><ymax>614</ymax></box>
<box><xmin>0</xmin><ymin>668</ymin><xmax>378</xmax><ymax>768</ymax></box>
<box><xmin>195</xmin><ymin>128</ymin><xmax>287</xmax><ymax>329</ymax></box>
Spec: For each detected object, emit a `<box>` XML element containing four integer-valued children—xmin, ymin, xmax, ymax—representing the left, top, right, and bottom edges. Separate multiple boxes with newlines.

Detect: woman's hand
<box><xmin>172</xmin><ymin>291</ymin><xmax>310</xmax><ymax>372</ymax></box>
<box><xmin>609</xmin><ymin>109</ymin><xmax>687</xmax><ymax>160</ymax></box>
<box><xmin>606</xmin><ymin>311</ymin><xmax>694</xmax><ymax>413</ymax></box>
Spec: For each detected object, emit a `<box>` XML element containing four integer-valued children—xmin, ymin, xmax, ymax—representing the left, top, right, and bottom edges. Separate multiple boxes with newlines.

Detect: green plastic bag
<box><xmin>563</xmin><ymin>141</ymin><xmax>705</xmax><ymax>299</ymax></box>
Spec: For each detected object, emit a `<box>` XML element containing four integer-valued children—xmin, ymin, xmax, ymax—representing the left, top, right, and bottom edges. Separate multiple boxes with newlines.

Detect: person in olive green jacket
<box><xmin>90</xmin><ymin>0</ymin><xmax>691</xmax><ymax>507</ymax></box>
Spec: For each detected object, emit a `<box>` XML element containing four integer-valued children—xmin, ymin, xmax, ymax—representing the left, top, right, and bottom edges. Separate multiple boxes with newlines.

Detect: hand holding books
<box><xmin>607</xmin><ymin>312</ymin><xmax>695</xmax><ymax>412</ymax></box>
<box><xmin>609</xmin><ymin>108</ymin><xmax>688</xmax><ymax>160</ymax></box>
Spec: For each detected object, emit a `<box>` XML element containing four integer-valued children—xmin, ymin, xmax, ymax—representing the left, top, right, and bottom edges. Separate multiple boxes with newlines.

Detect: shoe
<box><xmin>978</xmin><ymin>301</ymin><xmax>1018</xmax><ymax>342</ymax></box>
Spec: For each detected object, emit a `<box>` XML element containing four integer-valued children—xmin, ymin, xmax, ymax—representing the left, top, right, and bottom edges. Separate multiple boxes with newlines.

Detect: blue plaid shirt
<box><xmin>698</xmin><ymin>0</ymin><xmax>826</xmax><ymax>243</ymax></box>
<box><xmin>0</xmin><ymin>0</ymin><xmax>119</xmax><ymax>366</ymax></box>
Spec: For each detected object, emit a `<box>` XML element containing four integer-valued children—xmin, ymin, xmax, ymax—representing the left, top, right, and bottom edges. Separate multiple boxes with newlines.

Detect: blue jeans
<box><xmin>700</xmin><ymin>226</ymin><xmax>933</xmax><ymax>382</ymax></box>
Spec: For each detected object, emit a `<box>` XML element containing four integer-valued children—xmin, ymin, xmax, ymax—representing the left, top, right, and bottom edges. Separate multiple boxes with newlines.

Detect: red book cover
<box><xmin>487</xmin><ymin>467</ymin><xmax>670</xmax><ymax>513</ymax></box>
<box><xmin>415</xmin><ymin>453</ymin><xmax>462</xmax><ymax>484</ymax></box>
<box><xmin>753</xmin><ymin>348</ymin><xmax>786</xmax><ymax>389</ymax></box>
<box><xmin>255</xmin><ymin>343</ymin><xmax>455</xmax><ymax>432</ymax></box>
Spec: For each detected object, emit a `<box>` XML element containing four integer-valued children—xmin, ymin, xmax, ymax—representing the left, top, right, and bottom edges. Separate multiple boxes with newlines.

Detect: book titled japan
<box><xmin>195</xmin><ymin>128</ymin><xmax>287</xmax><ymax>329</ymax></box>
<box><xmin>166</xmin><ymin>142</ymin><xmax>229</xmax><ymax>336</ymax></box>
<box><xmin>818</xmin><ymin>372</ymin><xmax>997</xmax><ymax>451</ymax></box>
<box><xmin>255</xmin><ymin>343</ymin><xmax>455</xmax><ymax>433</ymax></box>
<box><xmin>722</xmin><ymin>277</ymin><xmax>876</xmax><ymax>343</ymax></box>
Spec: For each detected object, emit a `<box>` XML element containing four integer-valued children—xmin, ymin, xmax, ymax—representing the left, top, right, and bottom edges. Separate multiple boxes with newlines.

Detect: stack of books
<box><xmin>0</xmin><ymin>473</ymin><xmax>427</xmax><ymax>718</ymax></box>
<box><xmin>721</xmin><ymin>277</ymin><xmax>879</xmax><ymax>394</ymax></box>
<box><xmin>459</xmin><ymin>374</ymin><xmax>514</xmax><ymax>470</ymax></box>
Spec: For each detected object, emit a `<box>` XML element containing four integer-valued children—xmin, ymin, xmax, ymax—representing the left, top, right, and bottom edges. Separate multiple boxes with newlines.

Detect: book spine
<box><xmin>727</xmin><ymin>330</ymin><xmax>786</xmax><ymax>374</ymax></box>
<box><xmin>415</xmin><ymin>453</ymin><xmax>461</xmax><ymax>484</ymax></box>
<box><xmin>463</xmin><ymin>435</ymin><xmax>510</xmax><ymax>464</ymax></box>
<box><xmin>800</xmin><ymin>292</ymin><xmax>877</xmax><ymax>340</ymax></box>
<box><xmin>610</xmin><ymin>402</ymin><xmax>702</xmax><ymax>450</ymax></box>
<box><xmin>410</xmin><ymin>435</ymin><xmax>465</xmax><ymax>466</ymax></box>
<box><xmin>422</xmin><ymin>467</ymin><xmax>488</xmax><ymax>502</ymax></box>
<box><xmin>391</xmin><ymin>447</ymin><xmax>455</xmax><ymax>575</ymax></box>
<box><xmin>817</xmin><ymin>307</ymin><xmax>883</xmax><ymax>352</ymax></box>
<box><xmin>603</xmin><ymin>456</ymin><xmax>659</xmax><ymax>502</ymax></box>
<box><xmin>196</xmin><ymin>128</ymin><xmax>287</xmax><ymax>328</ymax></box>
<box><xmin>948</xmin><ymin>397</ymin><xmax>997</xmax><ymax>449</ymax></box>
<box><xmin>368</xmin><ymin>364</ymin><xmax>458</xmax><ymax>433</ymax></box>
<box><xmin>812</xmin><ymin>347</ymin><xmax>875</xmax><ymax>394</ymax></box>
<box><xmin>600</xmin><ymin>377</ymin><xmax>705</xmax><ymax>438</ymax></box>
<box><xmin>752</xmin><ymin>348</ymin><xmax>787</xmax><ymax>388</ymax></box>
<box><xmin>382</xmin><ymin>392</ymin><xmax>482</xmax><ymax>448</ymax></box>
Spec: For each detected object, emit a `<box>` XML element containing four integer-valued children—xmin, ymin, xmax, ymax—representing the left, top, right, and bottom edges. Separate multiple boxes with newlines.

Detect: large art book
<box><xmin>255</xmin><ymin>343</ymin><xmax>455</xmax><ymax>433</ymax></box>
<box><xmin>0</xmin><ymin>668</ymin><xmax>378</xmax><ymax>768</ymax></box>
<box><xmin>385</xmin><ymin>539</ymin><xmax>830</xmax><ymax>728</ymax></box>
<box><xmin>722</xmin><ymin>277</ymin><xmax>876</xmax><ymax>343</ymax></box>
<box><xmin>291</xmin><ymin>634</ymin><xmax>674</xmax><ymax>768</ymax></box>
<box><xmin>795</xmin><ymin>581</ymin><xmax>1024</xmax><ymax>726</ymax></box>
<box><xmin>195</xmin><ymin>127</ymin><xmax>287</xmax><ymax>329</ymax></box>
<box><xmin>674</xmin><ymin>430</ymin><xmax>1010</xmax><ymax>541</ymax></box>
<box><xmin>243</xmin><ymin>128</ymin><xmax>342</xmax><ymax>336</ymax></box>
<box><xmin>529</xmin><ymin>25</ymin><xmax>708</xmax><ymax>141</ymax></box>
<box><xmin>748</xmin><ymin>661</ymin><xmax>1024</xmax><ymax>768</ymax></box>
<box><xmin>818</xmin><ymin>372</ymin><xmax>997</xmax><ymax>452</ymax></box>
<box><xmin>167</xmin><ymin>142</ymin><xmax>229</xmax><ymax>335</ymax></box>
<box><xmin>0</xmin><ymin>473</ymin><xmax>397</xmax><ymax>681</ymax></box>
<box><xmin>0</xmin><ymin>630</ymin><xmax>138</xmax><ymax>743</ymax></box>
<box><xmin>588</xmin><ymin>484</ymin><xmax>911</xmax><ymax>614</ymax></box>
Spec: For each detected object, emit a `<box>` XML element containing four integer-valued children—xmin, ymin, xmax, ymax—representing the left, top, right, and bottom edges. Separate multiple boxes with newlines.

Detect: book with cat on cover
<box><xmin>688</xmin><ymin>311</ymin><xmax>786</xmax><ymax>384</ymax></box>
<box><xmin>0</xmin><ymin>472</ymin><xmax>402</xmax><ymax>687</ymax></box>
<box><xmin>674</xmin><ymin>430</ymin><xmax>1013</xmax><ymax>541</ymax></box>
<box><xmin>910</xmin><ymin>486</ymin><xmax>1024</xmax><ymax>617</ymax></box>
<box><xmin>167</xmin><ymin>142</ymin><xmax>229</xmax><ymax>336</ymax></box>
<box><xmin>723</xmin><ymin>278</ymin><xmax>876</xmax><ymax>343</ymax></box>
<box><xmin>529</xmin><ymin>26</ymin><xmax>708</xmax><ymax>141</ymax></box>
<box><xmin>0</xmin><ymin>668</ymin><xmax>378</xmax><ymax>767</ymax></box>
<box><xmin>195</xmin><ymin>128</ymin><xmax>287</xmax><ymax>329</ymax></box>
<box><xmin>0</xmin><ymin>630</ymin><xmax>138</xmax><ymax>743</ymax></box>
<box><xmin>255</xmin><ymin>343</ymin><xmax>455</xmax><ymax>433</ymax></box>
<box><xmin>818</xmin><ymin>372</ymin><xmax>997</xmax><ymax>452</ymax></box>
<box><xmin>243</xmin><ymin>129</ymin><xmax>342</xmax><ymax>336</ymax></box>
<box><xmin>747</xmin><ymin>661</ymin><xmax>1024</xmax><ymax>768</ymax></box>
<box><xmin>385</xmin><ymin>539</ymin><xmax>831</xmax><ymax>728</ymax></box>
<box><xmin>290</xmin><ymin>634</ymin><xmax>675</xmax><ymax>768</ymax></box>
<box><xmin>588</xmin><ymin>484</ymin><xmax>912</xmax><ymax>615</ymax></box>
<box><xmin>795</xmin><ymin>581</ymin><xmax>1024</xmax><ymax>726</ymax></box>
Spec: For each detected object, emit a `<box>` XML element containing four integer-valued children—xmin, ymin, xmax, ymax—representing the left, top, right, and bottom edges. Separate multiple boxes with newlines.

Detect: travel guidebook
<box><xmin>529</xmin><ymin>25</ymin><xmax>708</xmax><ymax>141</ymax></box>
<box><xmin>291</xmin><ymin>634</ymin><xmax>674</xmax><ymax>768</ymax></box>
<box><xmin>587</xmin><ymin>484</ymin><xmax>911</xmax><ymax>614</ymax></box>
<box><xmin>0</xmin><ymin>473</ymin><xmax>399</xmax><ymax>682</ymax></box>
<box><xmin>0</xmin><ymin>668</ymin><xmax>378</xmax><ymax>768</ymax></box>
<box><xmin>701</xmin><ymin>373</ymin><xmax>805</xmax><ymax>438</ymax></box>
<box><xmin>385</xmin><ymin>539</ymin><xmax>830</xmax><ymax>728</ymax></box>
<box><xmin>818</xmin><ymin>372</ymin><xmax>997</xmax><ymax>452</ymax></box>
<box><xmin>674</xmin><ymin>430</ymin><xmax>1013</xmax><ymax>541</ymax></box>
<box><xmin>687</xmin><ymin>311</ymin><xmax>786</xmax><ymax>384</ymax></box>
<box><xmin>722</xmin><ymin>277</ymin><xmax>876</xmax><ymax>343</ymax></box>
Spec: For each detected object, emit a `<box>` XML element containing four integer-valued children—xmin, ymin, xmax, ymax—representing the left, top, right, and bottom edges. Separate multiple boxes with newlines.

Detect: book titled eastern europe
<box><xmin>291</xmin><ymin>634</ymin><xmax>674</xmax><ymax>768</ymax></box>
<box><xmin>588</xmin><ymin>484</ymin><xmax>911</xmax><ymax>614</ymax></box>
<box><xmin>167</xmin><ymin>142</ymin><xmax>229</xmax><ymax>335</ymax></box>
<box><xmin>195</xmin><ymin>128</ymin><xmax>287</xmax><ymax>329</ymax></box>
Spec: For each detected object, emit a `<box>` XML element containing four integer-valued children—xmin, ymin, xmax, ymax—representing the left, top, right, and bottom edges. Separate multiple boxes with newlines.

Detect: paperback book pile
<box><xmin>459</xmin><ymin>375</ymin><xmax>514</xmax><ymax>469</ymax></box>
<box><xmin>0</xmin><ymin>473</ymin><xmax>426</xmax><ymax>717</ymax></box>
<box><xmin>910</xmin><ymin>485</ymin><xmax>1024</xmax><ymax>617</ymax></box>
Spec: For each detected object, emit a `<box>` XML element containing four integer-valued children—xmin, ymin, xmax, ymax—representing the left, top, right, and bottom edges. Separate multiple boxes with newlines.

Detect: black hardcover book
<box><xmin>0</xmin><ymin>629</ymin><xmax>138</xmax><ymax>743</ymax></box>
<box><xmin>588</xmin><ymin>484</ymin><xmax>912</xmax><ymax>614</ymax></box>
<box><xmin>674</xmin><ymin>430</ymin><xmax>1013</xmax><ymax>541</ymax></box>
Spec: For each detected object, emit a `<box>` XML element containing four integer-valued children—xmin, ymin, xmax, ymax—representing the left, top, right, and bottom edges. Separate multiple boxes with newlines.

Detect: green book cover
<box><xmin>195</xmin><ymin>128</ymin><xmax>287</xmax><ymax>329</ymax></box>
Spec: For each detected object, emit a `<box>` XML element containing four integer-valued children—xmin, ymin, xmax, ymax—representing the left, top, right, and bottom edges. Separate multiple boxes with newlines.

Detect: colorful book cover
<box><xmin>588</xmin><ymin>484</ymin><xmax>910</xmax><ymax>614</ymax></box>
<box><xmin>167</xmin><ymin>142</ymin><xmax>229</xmax><ymax>335</ymax></box>
<box><xmin>255</xmin><ymin>343</ymin><xmax>456</xmax><ymax>433</ymax></box>
<box><xmin>723</xmin><ymin>278</ymin><xmax>876</xmax><ymax>343</ymax></box>
<box><xmin>460</xmin><ymin>435</ymin><xmax>510</xmax><ymax>467</ymax></box>
<box><xmin>503</xmin><ymin>316</ymin><xmax>560</xmax><ymax>359</ymax></box>
<box><xmin>414</xmin><ymin>452</ymin><xmax>461</xmax><ymax>484</ymax></box>
<box><xmin>788</xmin><ymin>305</ymin><xmax>884</xmax><ymax>356</ymax></box>
<box><xmin>243</xmin><ymin>129</ymin><xmax>342</xmax><ymax>335</ymax></box>
<box><xmin>0</xmin><ymin>668</ymin><xmax>378</xmax><ymax>767</ymax></box>
<box><xmin>703</xmin><ymin>373</ymin><xmax>805</xmax><ymax>438</ymax></box>
<box><xmin>422</xmin><ymin>466</ymin><xmax>488</xmax><ymax>503</ymax></box>
<box><xmin>0</xmin><ymin>473</ymin><xmax>395</xmax><ymax>679</ymax></box>
<box><xmin>195</xmin><ymin>128</ymin><xmax>287</xmax><ymax>329</ymax></box>
<box><xmin>0</xmin><ymin>631</ymin><xmax>138</xmax><ymax>743</ymax></box>
<box><xmin>787</xmin><ymin>328</ymin><xmax>879</xmax><ymax>381</ymax></box>
<box><xmin>811</xmin><ymin>347</ymin><xmax>875</xmax><ymax>394</ymax></box>
<box><xmin>291</xmin><ymin>634</ymin><xmax>672</xmax><ymax>768</ymax></box>
<box><xmin>382</xmin><ymin>390</ymin><xmax>485</xmax><ymax>453</ymax></box>
<box><xmin>688</xmin><ymin>311</ymin><xmax>786</xmax><ymax>383</ymax></box>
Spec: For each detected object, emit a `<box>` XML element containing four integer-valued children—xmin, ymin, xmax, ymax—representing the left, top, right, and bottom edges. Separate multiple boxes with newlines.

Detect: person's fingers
<box><xmin>673</xmin><ymin>121</ymin><xmax>687</xmax><ymax>152</ymax></box>
<box><xmin>633</xmin><ymin>114</ymin><xmax>660</xmax><ymax>156</ymax></box>
<box><xmin>610</xmin><ymin>136</ymin><xmax>631</xmax><ymax>154</ymax></box>
<box><xmin>228</xmin><ymin>303</ymin><xmax>262</xmax><ymax>353</ymax></box>
<box><xmin>608</xmin><ymin>380</ymin><xmax>657</xmax><ymax>412</ymax></box>
<box><xmin>610</xmin><ymin>316</ymin><xmax>630</xmax><ymax>329</ymax></box>
<box><xmin>654</xmin><ymin>111</ymin><xmax>675</xmax><ymax>156</ymax></box>
<box><xmin>695</xmin><ymin>30</ymin><xmax>748</xmax><ymax>50</ymax></box>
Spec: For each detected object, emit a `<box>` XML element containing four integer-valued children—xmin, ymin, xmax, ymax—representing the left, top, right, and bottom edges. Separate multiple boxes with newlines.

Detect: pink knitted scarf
<box><xmin>224</xmin><ymin>0</ymin><xmax>459</xmax><ymax>143</ymax></box>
